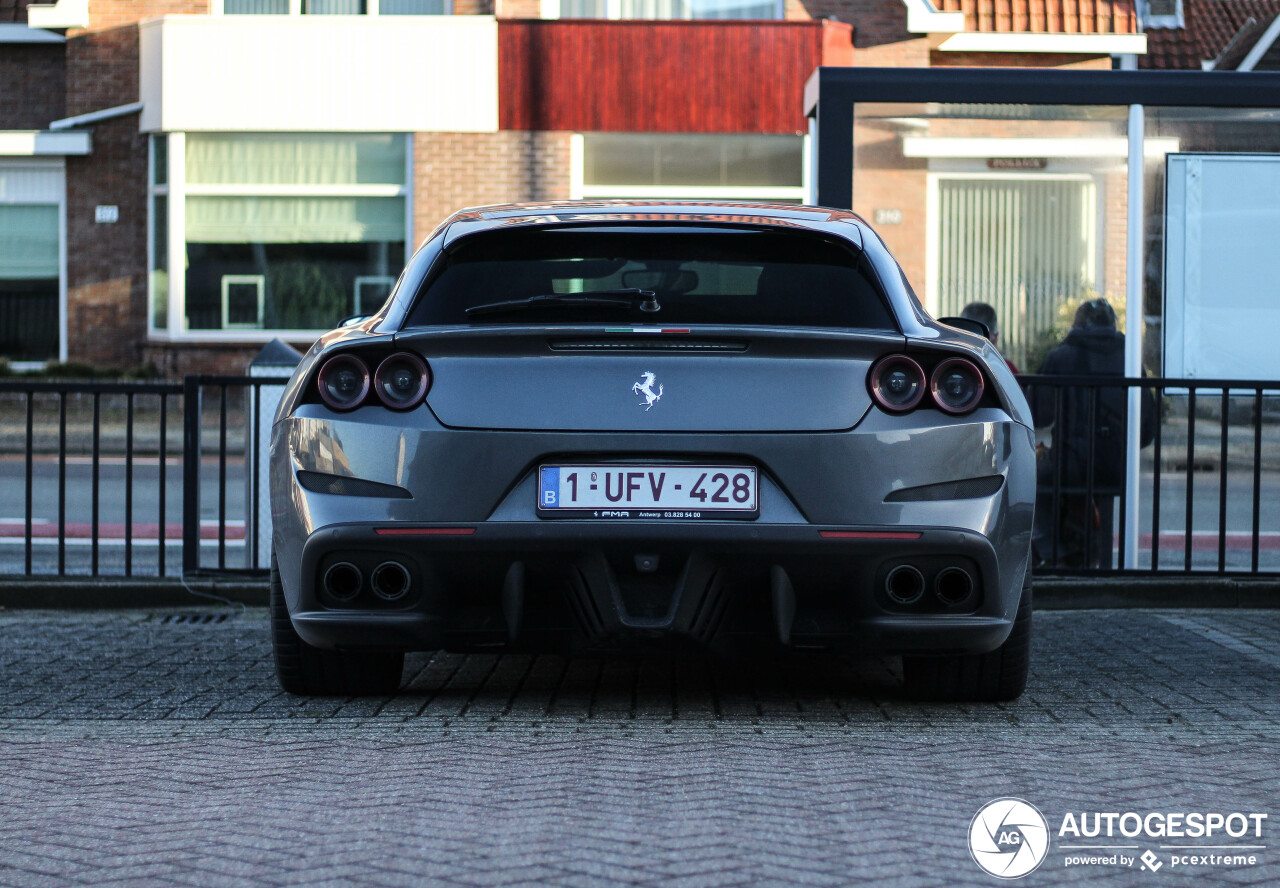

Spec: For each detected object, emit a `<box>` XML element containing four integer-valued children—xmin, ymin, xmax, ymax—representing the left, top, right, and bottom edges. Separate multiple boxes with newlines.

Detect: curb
<box><xmin>0</xmin><ymin>576</ymin><xmax>1277</xmax><ymax>611</ymax></box>
<box><xmin>1032</xmin><ymin>577</ymin><xmax>1280</xmax><ymax>609</ymax></box>
<box><xmin>0</xmin><ymin>577</ymin><xmax>268</xmax><ymax>609</ymax></box>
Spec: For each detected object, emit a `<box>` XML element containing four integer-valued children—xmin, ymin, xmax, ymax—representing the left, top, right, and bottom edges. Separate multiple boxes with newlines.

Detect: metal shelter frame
<box><xmin>804</xmin><ymin>67</ymin><xmax>1280</xmax><ymax>568</ymax></box>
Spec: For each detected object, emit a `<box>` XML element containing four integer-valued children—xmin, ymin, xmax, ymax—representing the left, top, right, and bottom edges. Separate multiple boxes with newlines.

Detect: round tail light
<box><xmin>869</xmin><ymin>355</ymin><xmax>926</xmax><ymax>413</ymax></box>
<box><xmin>374</xmin><ymin>352</ymin><xmax>430</xmax><ymax>410</ymax></box>
<box><xmin>316</xmin><ymin>354</ymin><xmax>371</xmax><ymax>411</ymax></box>
<box><xmin>930</xmin><ymin>358</ymin><xmax>985</xmax><ymax>414</ymax></box>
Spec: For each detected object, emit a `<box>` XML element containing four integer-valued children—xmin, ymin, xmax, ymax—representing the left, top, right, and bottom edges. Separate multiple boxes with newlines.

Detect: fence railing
<box><xmin>1018</xmin><ymin>374</ymin><xmax>1280</xmax><ymax>576</ymax></box>
<box><xmin>3</xmin><ymin>379</ymin><xmax>183</xmax><ymax>578</ymax></box>
<box><xmin>2</xmin><ymin>373</ymin><xmax>1276</xmax><ymax>582</ymax></box>
<box><xmin>1</xmin><ymin>374</ymin><xmax>288</xmax><ymax>581</ymax></box>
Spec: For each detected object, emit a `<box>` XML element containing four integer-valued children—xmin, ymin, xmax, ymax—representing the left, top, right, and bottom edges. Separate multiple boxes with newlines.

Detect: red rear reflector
<box><xmin>819</xmin><ymin>531</ymin><xmax>923</xmax><ymax>540</ymax></box>
<box><xmin>374</xmin><ymin>527</ymin><xmax>475</xmax><ymax>536</ymax></box>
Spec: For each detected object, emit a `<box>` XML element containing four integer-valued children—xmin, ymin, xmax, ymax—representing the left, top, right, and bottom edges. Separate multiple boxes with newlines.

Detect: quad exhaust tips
<box><xmin>323</xmin><ymin>562</ymin><xmax>363</xmax><ymax>601</ymax></box>
<box><xmin>934</xmin><ymin>567</ymin><xmax>974</xmax><ymax>605</ymax></box>
<box><xmin>884</xmin><ymin>564</ymin><xmax>975</xmax><ymax>607</ymax></box>
<box><xmin>371</xmin><ymin>561</ymin><xmax>411</xmax><ymax>601</ymax></box>
<box><xmin>885</xmin><ymin>565</ymin><xmax>925</xmax><ymax>604</ymax></box>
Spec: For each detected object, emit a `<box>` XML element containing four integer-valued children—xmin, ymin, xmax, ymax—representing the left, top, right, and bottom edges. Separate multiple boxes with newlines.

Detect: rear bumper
<box><xmin>286</xmin><ymin>520</ymin><xmax>1028</xmax><ymax>657</ymax></box>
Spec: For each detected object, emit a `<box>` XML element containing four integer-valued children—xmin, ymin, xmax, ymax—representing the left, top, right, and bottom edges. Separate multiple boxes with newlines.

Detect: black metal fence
<box><xmin>181</xmin><ymin>374</ymin><xmax>295</xmax><ymax>579</ymax></box>
<box><xmin>1</xmin><ymin>375</ymin><xmax>288</xmax><ymax>581</ymax></box>
<box><xmin>1</xmin><ymin>373</ymin><xmax>1276</xmax><ymax>582</ymax></box>
<box><xmin>1019</xmin><ymin>374</ymin><xmax>1280</xmax><ymax>576</ymax></box>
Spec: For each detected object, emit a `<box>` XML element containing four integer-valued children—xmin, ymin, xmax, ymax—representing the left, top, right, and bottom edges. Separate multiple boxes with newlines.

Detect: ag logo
<box><xmin>969</xmin><ymin>798</ymin><xmax>1050</xmax><ymax>879</ymax></box>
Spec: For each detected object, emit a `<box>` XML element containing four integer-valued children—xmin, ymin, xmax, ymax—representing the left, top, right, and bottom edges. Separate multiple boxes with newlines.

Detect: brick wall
<box><xmin>413</xmin><ymin>131</ymin><xmax>572</xmax><ymax>242</ymax></box>
<box><xmin>63</xmin><ymin>116</ymin><xmax>149</xmax><ymax>368</ymax></box>
<box><xmin>0</xmin><ymin>0</ymin><xmax>36</xmax><ymax>24</ymax></box>
<box><xmin>455</xmin><ymin>0</ymin><xmax>495</xmax><ymax>15</ymax></box>
<box><xmin>786</xmin><ymin>0</ymin><xmax>930</xmax><ymax>66</ymax></box>
<box><xmin>138</xmin><ymin>342</ymin><xmax>300</xmax><ymax>377</ymax></box>
<box><xmin>494</xmin><ymin>0</ymin><xmax>538</xmax><ymax>16</ymax></box>
<box><xmin>1101</xmin><ymin>169</ymin><xmax>1128</xmax><ymax>305</ymax></box>
<box><xmin>850</xmin><ymin>118</ymin><xmax>928</xmax><ymax>295</ymax></box>
<box><xmin>0</xmin><ymin>44</ymin><xmax>64</xmax><ymax>129</ymax></box>
<box><xmin>61</xmin><ymin>1</ymin><xmax>208</xmax><ymax>369</ymax></box>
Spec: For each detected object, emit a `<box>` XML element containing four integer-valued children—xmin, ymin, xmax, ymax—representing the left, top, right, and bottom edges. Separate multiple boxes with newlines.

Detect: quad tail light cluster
<box><xmin>317</xmin><ymin>352</ymin><xmax>431</xmax><ymax>411</ymax></box>
<box><xmin>868</xmin><ymin>354</ymin><xmax>985</xmax><ymax>416</ymax></box>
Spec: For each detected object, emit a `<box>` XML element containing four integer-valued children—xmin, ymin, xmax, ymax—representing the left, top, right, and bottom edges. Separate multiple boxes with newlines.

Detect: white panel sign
<box><xmin>139</xmin><ymin>15</ymin><xmax>498</xmax><ymax>134</ymax></box>
<box><xmin>1164</xmin><ymin>154</ymin><xmax>1280</xmax><ymax>381</ymax></box>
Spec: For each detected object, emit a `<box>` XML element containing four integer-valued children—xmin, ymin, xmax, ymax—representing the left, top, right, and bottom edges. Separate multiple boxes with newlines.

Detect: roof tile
<box><xmin>936</xmin><ymin>0</ymin><xmax>1139</xmax><ymax>33</ymax></box>
<box><xmin>1141</xmin><ymin>0</ymin><xmax>1280</xmax><ymax>68</ymax></box>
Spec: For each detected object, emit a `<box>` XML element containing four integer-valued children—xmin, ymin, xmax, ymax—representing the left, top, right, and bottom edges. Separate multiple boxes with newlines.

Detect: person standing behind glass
<box><xmin>1028</xmin><ymin>298</ymin><xmax>1154</xmax><ymax>568</ymax></box>
<box><xmin>960</xmin><ymin>301</ymin><xmax>1019</xmax><ymax>374</ymax></box>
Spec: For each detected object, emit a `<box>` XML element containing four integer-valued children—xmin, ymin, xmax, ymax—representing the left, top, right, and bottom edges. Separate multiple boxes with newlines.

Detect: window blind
<box><xmin>186</xmin><ymin>196</ymin><xmax>405</xmax><ymax>243</ymax></box>
<box><xmin>0</xmin><ymin>205</ymin><xmax>59</xmax><ymax>280</ymax></box>
<box><xmin>186</xmin><ymin>133</ymin><xmax>406</xmax><ymax>187</ymax></box>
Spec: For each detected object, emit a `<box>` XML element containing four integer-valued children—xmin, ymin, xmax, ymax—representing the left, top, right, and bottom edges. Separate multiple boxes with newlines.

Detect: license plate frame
<box><xmin>537</xmin><ymin>464</ymin><xmax>759</xmax><ymax>520</ymax></box>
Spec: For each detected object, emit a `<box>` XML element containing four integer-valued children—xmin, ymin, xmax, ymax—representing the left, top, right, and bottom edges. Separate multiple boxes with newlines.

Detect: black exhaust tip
<box><xmin>885</xmin><ymin>565</ymin><xmax>925</xmax><ymax>605</ymax></box>
<box><xmin>371</xmin><ymin>561</ymin><xmax>411</xmax><ymax>601</ymax></box>
<box><xmin>935</xmin><ymin>567</ymin><xmax>974</xmax><ymax>605</ymax></box>
<box><xmin>323</xmin><ymin>562</ymin><xmax>363</xmax><ymax>601</ymax></box>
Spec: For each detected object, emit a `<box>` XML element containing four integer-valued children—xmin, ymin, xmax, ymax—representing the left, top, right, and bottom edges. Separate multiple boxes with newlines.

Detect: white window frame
<box><xmin>221</xmin><ymin>274</ymin><xmax>266</xmax><ymax>329</ymax></box>
<box><xmin>147</xmin><ymin>132</ymin><xmax>413</xmax><ymax>344</ymax></box>
<box><xmin>0</xmin><ymin>158</ymin><xmax>67</xmax><ymax>367</ymax></box>
<box><xmin>571</xmin><ymin>132</ymin><xmax>809</xmax><ymax>202</ymax></box>
<box><xmin>1138</xmin><ymin>0</ymin><xmax>1183</xmax><ymax>30</ymax></box>
<box><xmin>147</xmin><ymin>134</ymin><xmax>169</xmax><ymax>342</ymax></box>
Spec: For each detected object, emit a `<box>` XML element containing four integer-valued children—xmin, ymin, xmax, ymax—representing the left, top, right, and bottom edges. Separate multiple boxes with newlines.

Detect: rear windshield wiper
<box><xmin>465</xmin><ymin>288</ymin><xmax>659</xmax><ymax>316</ymax></box>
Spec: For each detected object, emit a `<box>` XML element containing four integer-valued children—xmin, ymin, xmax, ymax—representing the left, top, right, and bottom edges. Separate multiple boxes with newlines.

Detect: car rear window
<box><xmin>404</xmin><ymin>227</ymin><xmax>897</xmax><ymax>330</ymax></box>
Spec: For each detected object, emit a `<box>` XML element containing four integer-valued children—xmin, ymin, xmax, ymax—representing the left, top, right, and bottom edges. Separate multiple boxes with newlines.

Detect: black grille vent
<box><xmin>550</xmin><ymin>340</ymin><xmax>747</xmax><ymax>353</ymax></box>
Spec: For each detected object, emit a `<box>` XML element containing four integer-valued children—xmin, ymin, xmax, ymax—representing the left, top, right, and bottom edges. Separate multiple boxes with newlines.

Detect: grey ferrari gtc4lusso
<box><xmin>268</xmin><ymin>201</ymin><xmax>1036</xmax><ymax>701</ymax></box>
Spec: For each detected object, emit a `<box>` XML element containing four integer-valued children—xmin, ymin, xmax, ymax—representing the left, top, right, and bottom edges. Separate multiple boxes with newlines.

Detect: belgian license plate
<box><xmin>538</xmin><ymin>464</ymin><xmax>758</xmax><ymax>519</ymax></box>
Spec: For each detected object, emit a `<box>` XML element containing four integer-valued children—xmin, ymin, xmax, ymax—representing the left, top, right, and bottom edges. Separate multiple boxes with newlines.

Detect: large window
<box><xmin>221</xmin><ymin>0</ymin><xmax>447</xmax><ymax>13</ymax></box>
<box><xmin>0</xmin><ymin>205</ymin><xmax>59</xmax><ymax>362</ymax></box>
<box><xmin>578</xmin><ymin>133</ymin><xmax>805</xmax><ymax>201</ymax></box>
<box><xmin>558</xmin><ymin>0</ymin><xmax>781</xmax><ymax>18</ymax></box>
<box><xmin>0</xmin><ymin>162</ymin><xmax>63</xmax><ymax>364</ymax></box>
<box><xmin>150</xmin><ymin>133</ymin><xmax>409</xmax><ymax>340</ymax></box>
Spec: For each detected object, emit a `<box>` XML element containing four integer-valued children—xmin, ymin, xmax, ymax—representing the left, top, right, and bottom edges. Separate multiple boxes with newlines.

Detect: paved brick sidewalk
<box><xmin>0</xmin><ymin>608</ymin><xmax>1278</xmax><ymax>887</ymax></box>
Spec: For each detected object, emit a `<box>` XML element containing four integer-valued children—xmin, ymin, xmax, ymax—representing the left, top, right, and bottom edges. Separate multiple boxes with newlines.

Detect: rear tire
<box><xmin>271</xmin><ymin>553</ymin><xmax>404</xmax><ymax>696</ymax></box>
<box><xmin>902</xmin><ymin>577</ymin><xmax>1031</xmax><ymax>702</ymax></box>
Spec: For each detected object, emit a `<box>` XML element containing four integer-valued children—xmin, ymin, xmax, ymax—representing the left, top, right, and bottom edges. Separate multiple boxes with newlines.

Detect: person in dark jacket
<box><xmin>1029</xmin><ymin>298</ymin><xmax>1155</xmax><ymax>568</ymax></box>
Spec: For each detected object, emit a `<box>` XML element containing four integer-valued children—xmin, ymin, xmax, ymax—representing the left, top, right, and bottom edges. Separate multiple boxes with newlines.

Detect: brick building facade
<box><xmin>1</xmin><ymin>0</ymin><xmax>1148</xmax><ymax>374</ymax></box>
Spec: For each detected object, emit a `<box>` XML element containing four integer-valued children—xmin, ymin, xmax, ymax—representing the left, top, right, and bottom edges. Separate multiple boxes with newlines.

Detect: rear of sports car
<box><xmin>269</xmin><ymin>204</ymin><xmax>1036</xmax><ymax>701</ymax></box>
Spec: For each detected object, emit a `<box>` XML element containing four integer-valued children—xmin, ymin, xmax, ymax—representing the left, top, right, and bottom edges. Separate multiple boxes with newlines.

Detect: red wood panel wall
<box><xmin>499</xmin><ymin>20</ymin><xmax>853</xmax><ymax>135</ymax></box>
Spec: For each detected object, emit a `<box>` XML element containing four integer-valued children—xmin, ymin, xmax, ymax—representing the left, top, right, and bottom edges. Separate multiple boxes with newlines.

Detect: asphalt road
<box><xmin>0</xmin><ymin>607</ymin><xmax>1278</xmax><ymax>886</ymax></box>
